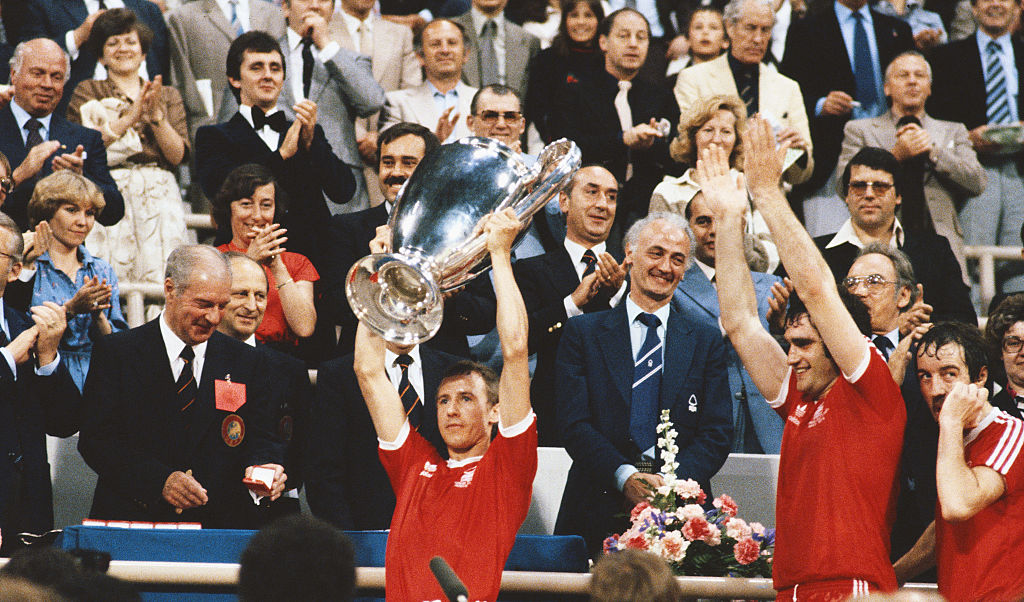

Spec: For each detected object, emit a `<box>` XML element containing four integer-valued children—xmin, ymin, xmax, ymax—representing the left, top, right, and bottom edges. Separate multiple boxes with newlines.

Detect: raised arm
<box><xmin>695</xmin><ymin>145</ymin><xmax>788</xmax><ymax>401</ymax></box>
<box><xmin>744</xmin><ymin>117</ymin><xmax>867</xmax><ymax>376</ymax></box>
<box><xmin>485</xmin><ymin>209</ymin><xmax>531</xmax><ymax>427</ymax></box>
<box><xmin>936</xmin><ymin>383</ymin><xmax>1006</xmax><ymax>521</ymax></box>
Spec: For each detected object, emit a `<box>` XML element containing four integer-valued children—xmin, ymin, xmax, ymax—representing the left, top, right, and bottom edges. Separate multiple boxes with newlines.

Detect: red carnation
<box><xmin>734</xmin><ymin>537</ymin><xmax>760</xmax><ymax>565</ymax></box>
<box><xmin>624</xmin><ymin>532</ymin><xmax>648</xmax><ymax>550</ymax></box>
<box><xmin>681</xmin><ymin>516</ymin><xmax>712</xmax><ymax>541</ymax></box>
<box><xmin>567</xmin><ymin>74</ymin><xmax>579</xmax><ymax>84</ymax></box>
<box><xmin>630</xmin><ymin>501</ymin><xmax>652</xmax><ymax>521</ymax></box>
<box><xmin>714</xmin><ymin>494</ymin><xmax>738</xmax><ymax>517</ymax></box>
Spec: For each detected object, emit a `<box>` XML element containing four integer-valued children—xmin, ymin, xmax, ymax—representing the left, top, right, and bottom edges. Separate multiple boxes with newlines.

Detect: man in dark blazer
<box><xmin>78</xmin><ymin>245</ymin><xmax>287</xmax><ymax>529</ymax></box>
<box><xmin>194</xmin><ymin>31</ymin><xmax>354</xmax><ymax>267</ymax></box>
<box><xmin>554</xmin><ymin>212</ymin><xmax>732</xmax><ymax>557</ymax></box>
<box><xmin>0</xmin><ymin>38</ymin><xmax>123</xmax><ymax>231</ymax></box>
<box><xmin>0</xmin><ymin>212</ymin><xmax>81</xmax><ymax>553</ymax></box>
<box><xmin>929</xmin><ymin>0</ymin><xmax>1024</xmax><ymax>288</ymax></box>
<box><xmin>23</xmin><ymin>0</ymin><xmax>169</xmax><ymax>116</ymax></box>
<box><xmin>551</xmin><ymin>9</ymin><xmax>680</xmax><ymax>233</ymax></box>
<box><xmin>216</xmin><ymin>252</ymin><xmax>311</xmax><ymax>518</ymax></box>
<box><xmin>513</xmin><ymin>165</ymin><xmax>626</xmax><ymax>446</ymax></box>
<box><xmin>320</xmin><ymin>121</ymin><xmax>496</xmax><ymax>359</ymax></box>
<box><xmin>780</xmin><ymin>0</ymin><xmax>913</xmax><ymax>202</ymax></box>
<box><xmin>306</xmin><ymin>340</ymin><xmax>458</xmax><ymax>530</ymax></box>
<box><xmin>673</xmin><ymin>192</ymin><xmax>785</xmax><ymax>454</ymax></box>
<box><xmin>813</xmin><ymin>147</ymin><xmax>977</xmax><ymax>326</ymax></box>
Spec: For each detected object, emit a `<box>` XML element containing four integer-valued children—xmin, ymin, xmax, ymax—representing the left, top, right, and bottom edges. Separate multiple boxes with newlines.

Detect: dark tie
<box><xmin>177</xmin><ymin>346</ymin><xmax>197</xmax><ymax>415</ymax></box>
<box><xmin>251</xmin><ymin>107</ymin><xmax>288</xmax><ymax>133</ymax></box>
<box><xmin>738</xmin><ymin>68</ymin><xmax>757</xmax><ymax>116</ymax></box>
<box><xmin>24</xmin><ymin>119</ymin><xmax>43</xmax><ymax>149</ymax></box>
<box><xmin>631</xmin><ymin>313</ymin><xmax>662</xmax><ymax>453</ymax></box>
<box><xmin>894</xmin><ymin>115</ymin><xmax>932</xmax><ymax>233</ymax></box>
<box><xmin>301</xmin><ymin>37</ymin><xmax>314</xmax><ymax>100</ymax></box>
<box><xmin>98</xmin><ymin>0</ymin><xmax>107</xmax><ymax>9</ymax></box>
<box><xmin>872</xmin><ymin>335</ymin><xmax>894</xmax><ymax>361</ymax></box>
<box><xmin>0</xmin><ymin>325</ymin><xmax>8</xmax><ymax>347</ymax></box>
<box><xmin>581</xmin><ymin>249</ymin><xmax>598</xmax><ymax>279</ymax></box>
<box><xmin>479</xmin><ymin>20</ymin><xmax>499</xmax><ymax>86</ymax></box>
<box><xmin>986</xmin><ymin>40</ymin><xmax>1013</xmax><ymax>124</ymax></box>
<box><xmin>852</xmin><ymin>13</ymin><xmax>879</xmax><ymax>114</ymax></box>
<box><xmin>395</xmin><ymin>354</ymin><xmax>423</xmax><ymax>430</ymax></box>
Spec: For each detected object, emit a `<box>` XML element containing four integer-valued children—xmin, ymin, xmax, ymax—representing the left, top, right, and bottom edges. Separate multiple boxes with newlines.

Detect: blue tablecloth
<box><xmin>59</xmin><ymin>525</ymin><xmax>588</xmax><ymax>601</ymax></box>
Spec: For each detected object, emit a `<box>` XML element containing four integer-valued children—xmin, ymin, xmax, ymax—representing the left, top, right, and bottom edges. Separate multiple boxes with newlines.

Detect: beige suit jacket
<box><xmin>167</xmin><ymin>0</ymin><xmax>286</xmax><ymax>142</ymax></box>
<box><xmin>674</xmin><ymin>53</ymin><xmax>814</xmax><ymax>185</ymax></box>
<box><xmin>380</xmin><ymin>80</ymin><xmax>477</xmax><ymax>143</ymax></box>
<box><xmin>835</xmin><ymin>112</ymin><xmax>986</xmax><ymax>277</ymax></box>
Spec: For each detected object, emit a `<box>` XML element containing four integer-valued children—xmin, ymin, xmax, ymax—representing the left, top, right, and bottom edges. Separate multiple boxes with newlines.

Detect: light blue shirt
<box><xmin>9</xmin><ymin>99</ymin><xmax>53</xmax><ymax>146</ymax></box>
<box><xmin>614</xmin><ymin>295</ymin><xmax>672</xmax><ymax>491</ymax></box>
<box><xmin>607</xmin><ymin>0</ymin><xmax>664</xmax><ymax>38</ymax></box>
<box><xmin>873</xmin><ymin>0</ymin><xmax>946</xmax><ymax>41</ymax></box>
<box><xmin>428</xmin><ymin>81</ymin><xmax>460</xmax><ymax>118</ymax></box>
<box><xmin>976</xmin><ymin>31</ymin><xmax>1019</xmax><ymax>123</ymax></box>
<box><xmin>815</xmin><ymin>2</ymin><xmax>886</xmax><ymax>119</ymax></box>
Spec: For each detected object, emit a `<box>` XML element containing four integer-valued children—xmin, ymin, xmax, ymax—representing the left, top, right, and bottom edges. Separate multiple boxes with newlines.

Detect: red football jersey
<box><xmin>770</xmin><ymin>347</ymin><xmax>905</xmax><ymax>591</ymax></box>
<box><xmin>936</xmin><ymin>409</ymin><xmax>1024</xmax><ymax>602</ymax></box>
<box><xmin>380</xmin><ymin>415</ymin><xmax>538</xmax><ymax>602</ymax></box>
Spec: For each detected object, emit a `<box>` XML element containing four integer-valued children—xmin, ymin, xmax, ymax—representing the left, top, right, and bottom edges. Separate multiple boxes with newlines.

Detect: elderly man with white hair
<box><xmin>674</xmin><ymin>0</ymin><xmax>813</xmax><ymax>185</ymax></box>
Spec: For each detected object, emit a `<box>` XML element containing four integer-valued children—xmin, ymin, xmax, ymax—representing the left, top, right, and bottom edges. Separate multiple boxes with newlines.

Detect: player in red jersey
<box><xmin>697</xmin><ymin>121</ymin><xmax>906</xmax><ymax>600</ymax></box>
<box><xmin>353</xmin><ymin>208</ymin><xmax>536</xmax><ymax>602</ymax></box>
<box><xmin>895</xmin><ymin>322</ymin><xmax>1024</xmax><ymax>602</ymax></box>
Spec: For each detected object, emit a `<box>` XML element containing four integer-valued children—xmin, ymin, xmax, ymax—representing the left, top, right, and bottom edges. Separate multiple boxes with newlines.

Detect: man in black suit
<box><xmin>0</xmin><ymin>38</ymin><xmax>123</xmax><ymax>231</ymax></box>
<box><xmin>0</xmin><ymin>211</ymin><xmax>81</xmax><ymax>553</ymax></box>
<box><xmin>216</xmin><ymin>251</ymin><xmax>310</xmax><ymax>518</ymax></box>
<box><xmin>513</xmin><ymin>165</ymin><xmax>626</xmax><ymax>445</ymax></box>
<box><xmin>78</xmin><ymin>245</ymin><xmax>287</xmax><ymax>528</ymax></box>
<box><xmin>306</xmin><ymin>333</ymin><xmax>458</xmax><ymax>529</ymax></box>
<box><xmin>554</xmin><ymin>212</ymin><xmax>732</xmax><ymax>556</ymax></box>
<box><xmin>780</xmin><ymin>0</ymin><xmax>913</xmax><ymax>229</ymax></box>
<box><xmin>194</xmin><ymin>31</ymin><xmax>354</xmax><ymax>267</ymax></box>
<box><xmin>814</xmin><ymin>147</ymin><xmax>977</xmax><ymax>326</ymax></box>
<box><xmin>321</xmin><ymin>121</ymin><xmax>496</xmax><ymax>359</ymax></box>
<box><xmin>551</xmin><ymin>9</ymin><xmax>680</xmax><ymax>233</ymax></box>
<box><xmin>929</xmin><ymin>0</ymin><xmax>1024</xmax><ymax>292</ymax></box>
<box><xmin>23</xmin><ymin>0</ymin><xmax>169</xmax><ymax>116</ymax></box>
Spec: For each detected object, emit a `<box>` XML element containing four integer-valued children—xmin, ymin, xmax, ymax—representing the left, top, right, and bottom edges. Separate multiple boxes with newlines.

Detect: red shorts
<box><xmin>776</xmin><ymin>579</ymin><xmax>878</xmax><ymax>601</ymax></box>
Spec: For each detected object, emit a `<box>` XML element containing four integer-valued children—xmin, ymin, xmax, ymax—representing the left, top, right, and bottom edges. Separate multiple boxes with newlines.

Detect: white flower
<box><xmin>677</xmin><ymin>504</ymin><xmax>705</xmax><ymax>521</ymax></box>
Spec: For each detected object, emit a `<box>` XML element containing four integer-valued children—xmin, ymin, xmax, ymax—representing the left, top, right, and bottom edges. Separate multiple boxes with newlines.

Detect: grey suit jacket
<box><xmin>167</xmin><ymin>0</ymin><xmax>286</xmax><ymax>141</ymax></box>
<box><xmin>380</xmin><ymin>80</ymin><xmax>477</xmax><ymax>143</ymax></box>
<box><xmin>453</xmin><ymin>12</ymin><xmax>539</xmax><ymax>101</ymax></box>
<box><xmin>835</xmin><ymin>111</ymin><xmax>986</xmax><ymax>277</ymax></box>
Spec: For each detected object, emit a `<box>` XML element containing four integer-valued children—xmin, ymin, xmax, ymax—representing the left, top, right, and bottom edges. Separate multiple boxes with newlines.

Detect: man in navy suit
<box><xmin>514</xmin><ymin>165</ymin><xmax>626</xmax><ymax>446</ymax></box>
<box><xmin>553</xmin><ymin>211</ymin><xmax>732</xmax><ymax>556</ymax></box>
<box><xmin>0</xmin><ymin>38</ymin><xmax>123</xmax><ymax>231</ymax></box>
<box><xmin>780</xmin><ymin>0</ymin><xmax>913</xmax><ymax>230</ymax></box>
<box><xmin>673</xmin><ymin>192</ymin><xmax>785</xmax><ymax>454</ymax></box>
<box><xmin>194</xmin><ymin>31</ymin><xmax>354</xmax><ymax>267</ymax></box>
<box><xmin>79</xmin><ymin>245</ymin><xmax>287</xmax><ymax>528</ymax></box>
<box><xmin>23</xmin><ymin>0</ymin><xmax>169</xmax><ymax>116</ymax></box>
<box><xmin>0</xmin><ymin>212</ymin><xmax>81</xmax><ymax>553</ymax></box>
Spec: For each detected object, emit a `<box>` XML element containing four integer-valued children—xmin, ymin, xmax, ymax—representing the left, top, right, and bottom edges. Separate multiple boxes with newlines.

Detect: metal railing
<box><xmin>964</xmin><ymin>245</ymin><xmax>1022</xmax><ymax>316</ymax></box>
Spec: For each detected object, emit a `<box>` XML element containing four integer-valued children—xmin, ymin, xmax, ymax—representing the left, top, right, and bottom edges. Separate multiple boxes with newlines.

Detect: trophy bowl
<box><xmin>346</xmin><ymin>136</ymin><xmax>581</xmax><ymax>345</ymax></box>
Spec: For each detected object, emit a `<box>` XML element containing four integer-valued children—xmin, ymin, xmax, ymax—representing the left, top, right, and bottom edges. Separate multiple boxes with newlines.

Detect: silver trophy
<box><xmin>346</xmin><ymin>136</ymin><xmax>581</xmax><ymax>345</ymax></box>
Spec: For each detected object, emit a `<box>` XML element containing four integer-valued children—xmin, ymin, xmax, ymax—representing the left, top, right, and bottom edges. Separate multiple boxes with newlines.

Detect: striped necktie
<box><xmin>631</xmin><ymin>313</ymin><xmax>662</xmax><ymax>452</ymax></box>
<box><xmin>229</xmin><ymin>0</ymin><xmax>245</xmax><ymax>36</ymax></box>
<box><xmin>395</xmin><ymin>354</ymin><xmax>423</xmax><ymax>430</ymax></box>
<box><xmin>581</xmin><ymin>249</ymin><xmax>598</xmax><ymax>279</ymax></box>
<box><xmin>177</xmin><ymin>346</ymin><xmax>197</xmax><ymax>414</ymax></box>
<box><xmin>986</xmin><ymin>40</ymin><xmax>1013</xmax><ymax>125</ymax></box>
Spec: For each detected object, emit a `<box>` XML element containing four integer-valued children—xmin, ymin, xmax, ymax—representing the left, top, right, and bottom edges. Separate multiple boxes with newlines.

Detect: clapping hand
<box><xmin>22</xmin><ymin>221</ymin><xmax>54</xmax><ymax>267</ymax></box>
<box><xmin>246</xmin><ymin>224</ymin><xmax>288</xmax><ymax>266</ymax></box>
<box><xmin>65</xmin><ymin>277</ymin><xmax>113</xmax><ymax>316</ymax></box>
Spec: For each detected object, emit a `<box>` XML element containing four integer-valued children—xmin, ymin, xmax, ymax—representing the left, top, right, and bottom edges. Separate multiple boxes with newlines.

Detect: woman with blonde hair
<box><xmin>24</xmin><ymin>171</ymin><xmax>127</xmax><ymax>391</ymax></box>
<box><xmin>650</xmin><ymin>94</ymin><xmax>777</xmax><ymax>272</ymax></box>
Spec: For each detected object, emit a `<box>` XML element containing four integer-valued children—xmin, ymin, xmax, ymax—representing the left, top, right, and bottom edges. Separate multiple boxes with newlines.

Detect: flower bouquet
<box><xmin>602</xmin><ymin>410</ymin><xmax>774</xmax><ymax>577</ymax></box>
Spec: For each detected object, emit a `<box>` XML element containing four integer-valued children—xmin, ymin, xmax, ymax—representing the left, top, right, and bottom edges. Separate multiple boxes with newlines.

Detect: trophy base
<box><xmin>345</xmin><ymin>253</ymin><xmax>444</xmax><ymax>345</ymax></box>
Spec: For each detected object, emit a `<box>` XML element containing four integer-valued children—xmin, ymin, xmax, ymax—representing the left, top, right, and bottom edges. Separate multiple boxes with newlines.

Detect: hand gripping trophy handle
<box><xmin>346</xmin><ymin>137</ymin><xmax>581</xmax><ymax>345</ymax></box>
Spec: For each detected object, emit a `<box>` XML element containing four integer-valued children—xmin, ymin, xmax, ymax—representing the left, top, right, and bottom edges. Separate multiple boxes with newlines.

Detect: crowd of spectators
<box><xmin>2</xmin><ymin>0</ymin><xmax>1024</xmax><ymax>599</ymax></box>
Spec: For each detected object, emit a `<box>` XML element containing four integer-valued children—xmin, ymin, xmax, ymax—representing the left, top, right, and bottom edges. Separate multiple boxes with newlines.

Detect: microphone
<box><xmin>429</xmin><ymin>556</ymin><xmax>469</xmax><ymax>602</ymax></box>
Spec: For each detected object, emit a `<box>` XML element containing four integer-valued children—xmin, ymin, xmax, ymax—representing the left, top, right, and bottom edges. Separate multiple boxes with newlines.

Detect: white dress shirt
<box><xmin>217</xmin><ymin>0</ymin><xmax>251</xmax><ymax>30</ymax></box>
<box><xmin>977</xmin><ymin>31</ymin><xmax>1020</xmax><ymax>122</ymax></box>
<box><xmin>562</xmin><ymin>238</ymin><xmax>627</xmax><ymax>318</ymax></box>
<box><xmin>285</xmin><ymin>28</ymin><xmax>341</xmax><ymax>102</ymax></box>
<box><xmin>9</xmin><ymin>100</ymin><xmax>53</xmax><ymax>145</ymax></box>
<box><xmin>385</xmin><ymin>345</ymin><xmax>425</xmax><ymax>407</ymax></box>
<box><xmin>159</xmin><ymin>312</ymin><xmax>209</xmax><ymax>386</ymax></box>
<box><xmin>470</xmin><ymin>8</ymin><xmax>507</xmax><ymax>84</ymax></box>
<box><xmin>825</xmin><ymin>217</ymin><xmax>905</xmax><ymax>250</ymax></box>
<box><xmin>237</xmin><ymin>104</ymin><xmax>284</xmax><ymax>150</ymax></box>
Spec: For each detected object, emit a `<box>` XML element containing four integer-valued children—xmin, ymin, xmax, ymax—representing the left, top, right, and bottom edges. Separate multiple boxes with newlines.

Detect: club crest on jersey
<box><xmin>454</xmin><ymin>467</ymin><xmax>477</xmax><ymax>488</ymax></box>
<box><xmin>419</xmin><ymin>461</ymin><xmax>438</xmax><ymax>478</ymax></box>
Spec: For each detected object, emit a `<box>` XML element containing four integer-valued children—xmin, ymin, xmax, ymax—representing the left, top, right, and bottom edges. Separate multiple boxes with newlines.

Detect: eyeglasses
<box><xmin>842</xmin><ymin>273</ymin><xmax>896</xmax><ymax>292</ymax></box>
<box><xmin>0</xmin><ymin>176</ymin><xmax>12</xmax><ymax>194</ymax></box>
<box><xmin>848</xmin><ymin>180</ymin><xmax>894</xmax><ymax>195</ymax></box>
<box><xmin>1003</xmin><ymin>336</ymin><xmax>1024</xmax><ymax>354</ymax></box>
<box><xmin>0</xmin><ymin>251</ymin><xmax>14</xmax><ymax>262</ymax></box>
<box><xmin>476</xmin><ymin>110</ymin><xmax>523</xmax><ymax>124</ymax></box>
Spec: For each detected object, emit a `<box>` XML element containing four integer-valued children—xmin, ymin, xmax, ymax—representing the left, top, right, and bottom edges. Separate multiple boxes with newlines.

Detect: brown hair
<box><xmin>589</xmin><ymin>550</ymin><xmax>682</xmax><ymax>602</ymax></box>
<box><xmin>669</xmin><ymin>94</ymin><xmax>747</xmax><ymax>168</ymax></box>
<box><xmin>27</xmin><ymin>171</ymin><xmax>105</xmax><ymax>228</ymax></box>
<box><xmin>439</xmin><ymin>360</ymin><xmax>500</xmax><ymax>406</ymax></box>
